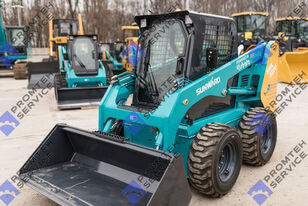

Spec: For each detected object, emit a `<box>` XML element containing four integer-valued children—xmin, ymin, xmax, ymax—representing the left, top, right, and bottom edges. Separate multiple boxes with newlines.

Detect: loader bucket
<box><xmin>18</xmin><ymin>124</ymin><xmax>191</xmax><ymax>206</ymax></box>
<box><xmin>27</xmin><ymin>61</ymin><xmax>59</xmax><ymax>89</ymax></box>
<box><xmin>56</xmin><ymin>86</ymin><xmax>108</xmax><ymax>110</ymax></box>
<box><xmin>278</xmin><ymin>49</ymin><xmax>308</xmax><ymax>84</ymax></box>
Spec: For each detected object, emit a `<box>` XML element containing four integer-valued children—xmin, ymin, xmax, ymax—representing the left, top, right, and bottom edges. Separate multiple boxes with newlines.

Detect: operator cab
<box><xmin>133</xmin><ymin>11</ymin><xmax>238</xmax><ymax>111</ymax></box>
<box><xmin>232</xmin><ymin>12</ymin><xmax>268</xmax><ymax>52</ymax></box>
<box><xmin>6</xmin><ymin>26</ymin><xmax>29</xmax><ymax>56</ymax></box>
<box><xmin>66</xmin><ymin>35</ymin><xmax>100</xmax><ymax>76</ymax></box>
<box><xmin>53</xmin><ymin>19</ymin><xmax>79</xmax><ymax>37</ymax></box>
<box><xmin>275</xmin><ymin>17</ymin><xmax>308</xmax><ymax>52</ymax></box>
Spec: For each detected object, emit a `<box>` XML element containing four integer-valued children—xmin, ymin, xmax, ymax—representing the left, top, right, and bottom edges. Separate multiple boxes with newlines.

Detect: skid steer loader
<box><xmin>232</xmin><ymin>12</ymin><xmax>268</xmax><ymax>54</ymax></box>
<box><xmin>27</xmin><ymin>14</ymin><xmax>84</xmax><ymax>89</ymax></box>
<box><xmin>100</xmin><ymin>43</ymin><xmax>125</xmax><ymax>74</ymax></box>
<box><xmin>18</xmin><ymin>11</ymin><xmax>279</xmax><ymax>205</ymax></box>
<box><xmin>275</xmin><ymin>17</ymin><xmax>308</xmax><ymax>83</ymax></box>
<box><xmin>54</xmin><ymin>35</ymin><xmax>110</xmax><ymax>110</ymax></box>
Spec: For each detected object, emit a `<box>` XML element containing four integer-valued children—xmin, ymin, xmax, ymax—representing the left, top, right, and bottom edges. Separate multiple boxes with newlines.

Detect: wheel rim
<box><xmin>218</xmin><ymin>141</ymin><xmax>237</xmax><ymax>182</ymax></box>
<box><xmin>261</xmin><ymin>124</ymin><xmax>273</xmax><ymax>154</ymax></box>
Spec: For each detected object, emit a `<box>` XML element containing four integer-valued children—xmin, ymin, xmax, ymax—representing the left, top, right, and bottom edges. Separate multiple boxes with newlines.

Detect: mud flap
<box><xmin>278</xmin><ymin>49</ymin><xmax>308</xmax><ymax>84</ymax></box>
<box><xmin>56</xmin><ymin>86</ymin><xmax>108</xmax><ymax>110</ymax></box>
<box><xmin>27</xmin><ymin>61</ymin><xmax>59</xmax><ymax>89</ymax></box>
<box><xmin>18</xmin><ymin>124</ymin><xmax>192</xmax><ymax>206</ymax></box>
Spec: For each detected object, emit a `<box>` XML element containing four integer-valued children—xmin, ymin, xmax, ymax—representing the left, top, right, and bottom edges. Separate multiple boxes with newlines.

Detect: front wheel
<box><xmin>188</xmin><ymin>123</ymin><xmax>243</xmax><ymax>197</ymax></box>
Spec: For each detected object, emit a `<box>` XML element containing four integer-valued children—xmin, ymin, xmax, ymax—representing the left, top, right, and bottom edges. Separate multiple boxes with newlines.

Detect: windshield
<box><xmin>297</xmin><ymin>20</ymin><xmax>308</xmax><ymax>39</ymax></box>
<box><xmin>101</xmin><ymin>44</ymin><xmax>110</xmax><ymax>52</ymax></box>
<box><xmin>7</xmin><ymin>28</ymin><xmax>26</xmax><ymax>47</ymax></box>
<box><xmin>276</xmin><ymin>20</ymin><xmax>296</xmax><ymax>36</ymax></box>
<box><xmin>135</xmin><ymin>19</ymin><xmax>187</xmax><ymax>104</ymax></box>
<box><xmin>58</xmin><ymin>21</ymin><xmax>78</xmax><ymax>36</ymax></box>
<box><xmin>123</xmin><ymin>29</ymin><xmax>140</xmax><ymax>38</ymax></box>
<box><xmin>245</xmin><ymin>15</ymin><xmax>266</xmax><ymax>36</ymax></box>
<box><xmin>72</xmin><ymin>38</ymin><xmax>97</xmax><ymax>71</ymax></box>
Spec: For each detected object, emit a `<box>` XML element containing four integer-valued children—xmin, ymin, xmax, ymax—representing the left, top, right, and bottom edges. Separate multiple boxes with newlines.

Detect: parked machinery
<box><xmin>19</xmin><ymin>11</ymin><xmax>279</xmax><ymax>205</ymax></box>
<box><xmin>27</xmin><ymin>14</ymin><xmax>84</xmax><ymax>88</ymax></box>
<box><xmin>0</xmin><ymin>4</ymin><xmax>29</xmax><ymax>79</ymax></box>
<box><xmin>232</xmin><ymin>12</ymin><xmax>268</xmax><ymax>54</ymax></box>
<box><xmin>275</xmin><ymin>17</ymin><xmax>308</xmax><ymax>83</ymax></box>
<box><xmin>54</xmin><ymin>35</ymin><xmax>110</xmax><ymax>109</ymax></box>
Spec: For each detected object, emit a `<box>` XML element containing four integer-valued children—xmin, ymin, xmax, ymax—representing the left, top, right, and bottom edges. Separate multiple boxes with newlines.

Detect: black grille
<box><xmin>240</xmin><ymin>75</ymin><xmax>250</xmax><ymax>87</ymax></box>
<box><xmin>201</xmin><ymin>24</ymin><xmax>236</xmax><ymax>67</ymax></box>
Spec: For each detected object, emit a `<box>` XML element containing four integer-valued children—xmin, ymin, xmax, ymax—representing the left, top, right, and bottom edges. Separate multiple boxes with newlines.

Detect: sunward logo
<box><xmin>0</xmin><ymin>111</ymin><xmax>20</xmax><ymax>136</ymax></box>
<box><xmin>121</xmin><ymin>180</ymin><xmax>146</xmax><ymax>205</ymax></box>
<box><xmin>0</xmin><ymin>180</ymin><xmax>20</xmax><ymax>205</ymax></box>
<box><xmin>248</xmin><ymin>180</ymin><xmax>273</xmax><ymax>205</ymax></box>
<box><xmin>122</xmin><ymin>112</ymin><xmax>146</xmax><ymax>136</ymax></box>
<box><xmin>248</xmin><ymin>111</ymin><xmax>272</xmax><ymax>136</ymax></box>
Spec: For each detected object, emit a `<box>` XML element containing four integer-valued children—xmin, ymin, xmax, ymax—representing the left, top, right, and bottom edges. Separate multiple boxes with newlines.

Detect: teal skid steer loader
<box><xmin>18</xmin><ymin>11</ymin><xmax>279</xmax><ymax>205</ymax></box>
<box><xmin>100</xmin><ymin>43</ymin><xmax>125</xmax><ymax>74</ymax></box>
<box><xmin>54</xmin><ymin>35</ymin><xmax>110</xmax><ymax>109</ymax></box>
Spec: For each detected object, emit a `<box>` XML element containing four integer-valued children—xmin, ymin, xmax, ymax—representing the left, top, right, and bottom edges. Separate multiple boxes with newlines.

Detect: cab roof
<box><xmin>232</xmin><ymin>12</ymin><xmax>269</xmax><ymax>17</ymax></box>
<box><xmin>121</xmin><ymin>26</ymin><xmax>139</xmax><ymax>31</ymax></box>
<box><xmin>275</xmin><ymin>17</ymin><xmax>308</xmax><ymax>21</ymax></box>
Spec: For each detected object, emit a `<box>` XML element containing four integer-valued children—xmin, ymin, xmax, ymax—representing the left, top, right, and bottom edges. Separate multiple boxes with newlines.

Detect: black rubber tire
<box><xmin>54</xmin><ymin>74</ymin><xmax>67</xmax><ymax>88</ymax></box>
<box><xmin>110</xmin><ymin>119</ymin><xmax>124</xmax><ymax>136</ymax></box>
<box><xmin>239</xmin><ymin>107</ymin><xmax>277</xmax><ymax>166</ymax></box>
<box><xmin>54</xmin><ymin>74</ymin><xmax>67</xmax><ymax>99</ymax></box>
<box><xmin>188</xmin><ymin>123</ymin><xmax>243</xmax><ymax>197</ymax></box>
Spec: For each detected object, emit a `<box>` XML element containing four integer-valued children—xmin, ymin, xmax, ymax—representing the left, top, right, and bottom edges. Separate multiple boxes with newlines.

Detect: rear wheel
<box><xmin>188</xmin><ymin>123</ymin><xmax>243</xmax><ymax>197</ymax></box>
<box><xmin>239</xmin><ymin>107</ymin><xmax>277</xmax><ymax>166</ymax></box>
<box><xmin>54</xmin><ymin>74</ymin><xmax>67</xmax><ymax>99</ymax></box>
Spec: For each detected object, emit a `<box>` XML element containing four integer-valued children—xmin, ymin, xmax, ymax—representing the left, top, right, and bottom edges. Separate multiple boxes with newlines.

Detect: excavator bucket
<box><xmin>278</xmin><ymin>48</ymin><xmax>308</xmax><ymax>84</ymax></box>
<box><xmin>27</xmin><ymin>61</ymin><xmax>59</xmax><ymax>88</ymax></box>
<box><xmin>18</xmin><ymin>124</ymin><xmax>191</xmax><ymax>206</ymax></box>
<box><xmin>56</xmin><ymin>86</ymin><xmax>108</xmax><ymax>109</ymax></box>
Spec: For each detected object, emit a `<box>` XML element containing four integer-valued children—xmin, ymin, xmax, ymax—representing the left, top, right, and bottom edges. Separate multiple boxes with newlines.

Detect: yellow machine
<box><xmin>232</xmin><ymin>12</ymin><xmax>268</xmax><ymax>54</ymax></box>
<box><xmin>27</xmin><ymin>14</ymin><xmax>84</xmax><ymax>88</ymax></box>
<box><xmin>120</xmin><ymin>23</ymin><xmax>139</xmax><ymax>72</ymax></box>
<box><xmin>275</xmin><ymin>17</ymin><xmax>308</xmax><ymax>83</ymax></box>
<box><xmin>48</xmin><ymin>13</ymin><xmax>84</xmax><ymax>60</ymax></box>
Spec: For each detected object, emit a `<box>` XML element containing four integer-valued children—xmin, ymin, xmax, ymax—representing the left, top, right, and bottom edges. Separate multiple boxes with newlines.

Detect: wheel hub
<box><xmin>218</xmin><ymin>141</ymin><xmax>237</xmax><ymax>182</ymax></box>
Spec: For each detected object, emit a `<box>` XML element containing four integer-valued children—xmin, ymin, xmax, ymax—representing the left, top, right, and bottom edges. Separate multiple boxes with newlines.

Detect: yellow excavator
<box><xmin>275</xmin><ymin>17</ymin><xmax>308</xmax><ymax>83</ymax></box>
<box><xmin>120</xmin><ymin>23</ymin><xmax>139</xmax><ymax>72</ymax></box>
<box><xmin>27</xmin><ymin>13</ymin><xmax>84</xmax><ymax>88</ymax></box>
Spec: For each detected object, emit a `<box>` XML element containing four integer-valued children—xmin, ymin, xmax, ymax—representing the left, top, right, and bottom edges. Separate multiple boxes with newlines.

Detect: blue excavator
<box><xmin>0</xmin><ymin>4</ymin><xmax>29</xmax><ymax>79</ymax></box>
